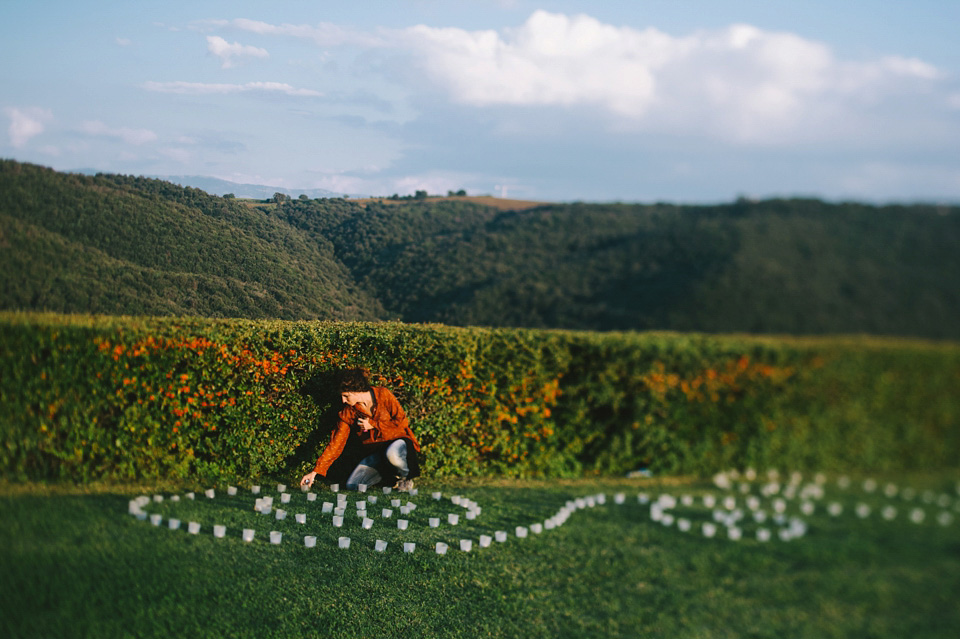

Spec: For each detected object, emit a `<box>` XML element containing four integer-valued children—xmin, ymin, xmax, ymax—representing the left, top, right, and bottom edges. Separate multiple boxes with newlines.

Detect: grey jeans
<box><xmin>345</xmin><ymin>439</ymin><xmax>409</xmax><ymax>490</ymax></box>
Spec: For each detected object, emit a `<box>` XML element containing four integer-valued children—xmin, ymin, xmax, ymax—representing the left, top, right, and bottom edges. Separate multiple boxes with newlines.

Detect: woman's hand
<box><xmin>357</xmin><ymin>417</ymin><xmax>374</xmax><ymax>431</ymax></box>
<box><xmin>300</xmin><ymin>471</ymin><xmax>318</xmax><ymax>488</ymax></box>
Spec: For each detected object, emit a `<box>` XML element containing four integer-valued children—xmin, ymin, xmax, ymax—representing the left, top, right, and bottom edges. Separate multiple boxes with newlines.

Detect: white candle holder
<box><xmin>515</xmin><ymin>526</ymin><xmax>528</xmax><ymax>538</ymax></box>
<box><xmin>397</xmin><ymin>519</ymin><xmax>409</xmax><ymax>530</ymax></box>
<box><xmin>307</xmin><ymin>492</ymin><xmax>317</xmax><ymax>502</ymax></box>
<box><xmin>280</xmin><ymin>493</ymin><xmax>291</xmax><ymax>504</ymax></box>
<box><xmin>242</xmin><ymin>529</ymin><xmax>255</xmax><ymax>542</ymax></box>
<box><xmin>227</xmin><ymin>486</ymin><xmax>237</xmax><ymax>496</ymax></box>
<box><xmin>153</xmin><ymin>494</ymin><xmax>163</xmax><ymax>503</ymax></box>
<box><xmin>332</xmin><ymin>516</ymin><xmax>344</xmax><ymax>527</ymax></box>
<box><xmin>188</xmin><ymin>521</ymin><xmax>201</xmax><ymax>535</ymax></box>
<box><xmin>459</xmin><ymin>539</ymin><xmax>473</xmax><ymax>552</ymax></box>
<box><xmin>358</xmin><ymin>484</ymin><xmax>367</xmax><ymax>493</ymax></box>
<box><xmin>702</xmin><ymin>523</ymin><xmax>717</xmax><ymax>538</ymax></box>
<box><xmin>295</xmin><ymin>513</ymin><xmax>307</xmax><ymax>524</ymax></box>
<box><xmin>270</xmin><ymin>531</ymin><xmax>282</xmax><ymax>544</ymax></box>
<box><xmin>614</xmin><ymin>493</ymin><xmax>626</xmax><ymax>505</ymax></box>
<box><xmin>429</xmin><ymin>518</ymin><xmax>440</xmax><ymax>528</ymax></box>
<box><xmin>403</xmin><ymin>542</ymin><xmax>416</xmax><ymax>553</ymax></box>
<box><xmin>382</xmin><ymin>486</ymin><xmax>392</xmax><ymax>495</ymax></box>
<box><xmin>304</xmin><ymin>535</ymin><xmax>317</xmax><ymax>548</ymax></box>
<box><xmin>330</xmin><ymin>483</ymin><xmax>340</xmax><ymax>492</ymax></box>
<box><xmin>168</xmin><ymin>518</ymin><xmax>181</xmax><ymax>530</ymax></box>
<box><xmin>391</xmin><ymin>499</ymin><xmax>401</xmax><ymax>508</ymax></box>
<box><xmin>382</xmin><ymin>509</ymin><xmax>393</xmax><ymax>518</ymax></box>
<box><xmin>277</xmin><ymin>483</ymin><xmax>287</xmax><ymax>493</ymax></box>
<box><xmin>479</xmin><ymin>535</ymin><xmax>492</xmax><ymax>548</ymax></box>
<box><xmin>465</xmin><ymin>511</ymin><xmax>477</xmax><ymax>521</ymax></box>
<box><xmin>213</xmin><ymin>525</ymin><xmax>226</xmax><ymax>538</ymax></box>
<box><xmin>530</xmin><ymin>523</ymin><xmax>543</xmax><ymax>534</ymax></box>
<box><xmin>367</xmin><ymin>496</ymin><xmax>378</xmax><ymax>504</ymax></box>
<box><xmin>275</xmin><ymin>509</ymin><xmax>287</xmax><ymax>521</ymax></box>
<box><xmin>186</xmin><ymin>492</ymin><xmax>195</xmax><ymax>500</ymax></box>
<box><xmin>756</xmin><ymin>528</ymin><xmax>771</xmax><ymax>542</ymax></box>
<box><xmin>727</xmin><ymin>527</ymin><xmax>742</xmax><ymax>541</ymax></box>
<box><xmin>362</xmin><ymin>517</ymin><xmax>374</xmax><ymax>530</ymax></box>
<box><xmin>251</xmin><ymin>486</ymin><xmax>261</xmax><ymax>494</ymax></box>
<box><xmin>447</xmin><ymin>514</ymin><xmax>459</xmax><ymax>526</ymax></box>
<box><xmin>495</xmin><ymin>531</ymin><xmax>507</xmax><ymax>542</ymax></box>
<box><xmin>375</xmin><ymin>539</ymin><xmax>388</xmax><ymax>552</ymax></box>
<box><xmin>204</xmin><ymin>489</ymin><xmax>215</xmax><ymax>499</ymax></box>
<box><xmin>322</xmin><ymin>502</ymin><xmax>333</xmax><ymax>513</ymax></box>
<box><xmin>435</xmin><ymin>542</ymin><xmax>448</xmax><ymax>555</ymax></box>
<box><xmin>432</xmin><ymin>492</ymin><xmax>442</xmax><ymax>500</ymax></box>
<box><xmin>149</xmin><ymin>514</ymin><xmax>163</xmax><ymax>526</ymax></box>
<box><xmin>338</xmin><ymin>536</ymin><xmax>351</xmax><ymax>549</ymax></box>
<box><xmin>170</xmin><ymin>495</ymin><xmax>180</xmax><ymax>502</ymax></box>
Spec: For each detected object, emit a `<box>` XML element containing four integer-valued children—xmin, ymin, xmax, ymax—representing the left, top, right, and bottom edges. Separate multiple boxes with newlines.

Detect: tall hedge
<box><xmin>2</xmin><ymin>313</ymin><xmax>958</xmax><ymax>483</ymax></box>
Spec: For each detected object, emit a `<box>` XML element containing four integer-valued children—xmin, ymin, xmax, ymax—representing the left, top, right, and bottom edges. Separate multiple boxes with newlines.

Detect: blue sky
<box><xmin>3</xmin><ymin>0</ymin><xmax>959</xmax><ymax>202</ymax></box>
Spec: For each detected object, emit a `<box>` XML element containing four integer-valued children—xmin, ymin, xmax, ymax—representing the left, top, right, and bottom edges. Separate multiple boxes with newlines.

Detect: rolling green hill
<box><xmin>3</xmin><ymin>159</ymin><xmax>959</xmax><ymax>338</ymax></box>
<box><xmin>0</xmin><ymin>160</ymin><xmax>383</xmax><ymax>320</ymax></box>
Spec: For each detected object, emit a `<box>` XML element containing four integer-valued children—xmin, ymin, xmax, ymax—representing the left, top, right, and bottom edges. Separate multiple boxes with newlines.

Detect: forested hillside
<box><xmin>3</xmin><ymin>160</ymin><xmax>959</xmax><ymax>338</ymax></box>
<box><xmin>273</xmin><ymin>195</ymin><xmax>960</xmax><ymax>338</ymax></box>
<box><xmin>0</xmin><ymin>160</ymin><xmax>383</xmax><ymax>320</ymax></box>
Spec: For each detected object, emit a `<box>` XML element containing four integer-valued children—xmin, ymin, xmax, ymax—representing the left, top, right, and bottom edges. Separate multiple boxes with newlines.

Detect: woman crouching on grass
<box><xmin>300</xmin><ymin>368</ymin><xmax>420</xmax><ymax>492</ymax></box>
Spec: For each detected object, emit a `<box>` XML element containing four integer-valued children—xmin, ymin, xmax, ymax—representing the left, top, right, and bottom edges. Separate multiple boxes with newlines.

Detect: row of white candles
<box><xmin>129</xmin><ymin>474</ymin><xmax>959</xmax><ymax>550</ymax></box>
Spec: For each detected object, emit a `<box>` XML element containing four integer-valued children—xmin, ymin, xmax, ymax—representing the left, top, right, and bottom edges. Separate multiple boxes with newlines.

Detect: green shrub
<box><xmin>2</xmin><ymin>313</ymin><xmax>958</xmax><ymax>483</ymax></box>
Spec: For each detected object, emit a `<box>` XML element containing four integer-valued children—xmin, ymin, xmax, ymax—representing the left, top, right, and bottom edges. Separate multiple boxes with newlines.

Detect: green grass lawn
<box><xmin>2</xmin><ymin>473</ymin><xmax>959</xmax><ymax>639</ymax></box>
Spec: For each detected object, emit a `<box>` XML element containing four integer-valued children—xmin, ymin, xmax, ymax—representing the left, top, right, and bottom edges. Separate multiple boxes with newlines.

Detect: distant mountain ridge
<box><xmin>5</xmin><ymin>160</ymin><xmax>960</xmax><ymax>339</ymax></box>
<box><xmin>70</xmin><ymin>168</ymin><xmax>347</xmax><ymax>200</ymax></box>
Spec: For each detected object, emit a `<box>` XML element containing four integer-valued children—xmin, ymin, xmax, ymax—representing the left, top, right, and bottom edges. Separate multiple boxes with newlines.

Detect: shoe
<box><xmin>394</xmin><ymin>478</ymin><xmax>414</xmax><ymax>492</ymax></box>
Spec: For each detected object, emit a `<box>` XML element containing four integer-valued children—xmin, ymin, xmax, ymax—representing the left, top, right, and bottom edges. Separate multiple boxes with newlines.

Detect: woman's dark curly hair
<box><xmin>339</xmin><ymin>368</ymin><xmax>372</xmax><ymax>393</ymax></box>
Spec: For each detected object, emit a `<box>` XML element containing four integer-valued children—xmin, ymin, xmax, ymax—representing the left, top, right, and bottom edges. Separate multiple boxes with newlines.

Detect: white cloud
<box><xmin>81</xmin><ymin>120</ymin><xmax>158</xmax><ymax>145</ymax></box>
<box><xmin>116</xmin><ymin>37</ymin><xmax>132</xmax><ymax>46</ymax></box>
<box><xmin>228</xmin><ymin>18</ymin><xmax>385</xmax><ymax>48</ymax></box>
<box><xmin>142</xmin><ymin>81</ymin><xmax>322</xmax><ymax>97</ymax></box>
<box><xmin>398</xmin><ymin>11</ymin><xmax>946</xmax><ymax>145</ymax></box>
<box><xmin>4</xmin><ymin>106</ymin><xmax>52</xmax><ymax>147</ymax></box>
<box><xmin>206</xmin><ymin>35</ymin><xmax>268</xmax><ymax>68</ymax></box>
<box><xmin>160</xmin><ymin>147</ymin><xmax>194</xmax><ymax>164</ymax></box>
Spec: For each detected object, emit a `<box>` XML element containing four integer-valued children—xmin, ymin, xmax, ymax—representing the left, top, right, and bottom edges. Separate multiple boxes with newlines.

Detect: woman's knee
<box><xmin>385</xmin><ymin>440</ymin><xmax>407</xmax><ymax>468</ymax></box>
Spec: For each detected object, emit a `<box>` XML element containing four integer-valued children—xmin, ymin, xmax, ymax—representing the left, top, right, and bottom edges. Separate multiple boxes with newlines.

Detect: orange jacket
<box><xmin>312</xmin><ymin>387</ymin><xmax>420</xmax><ymax>476</ymax></box>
